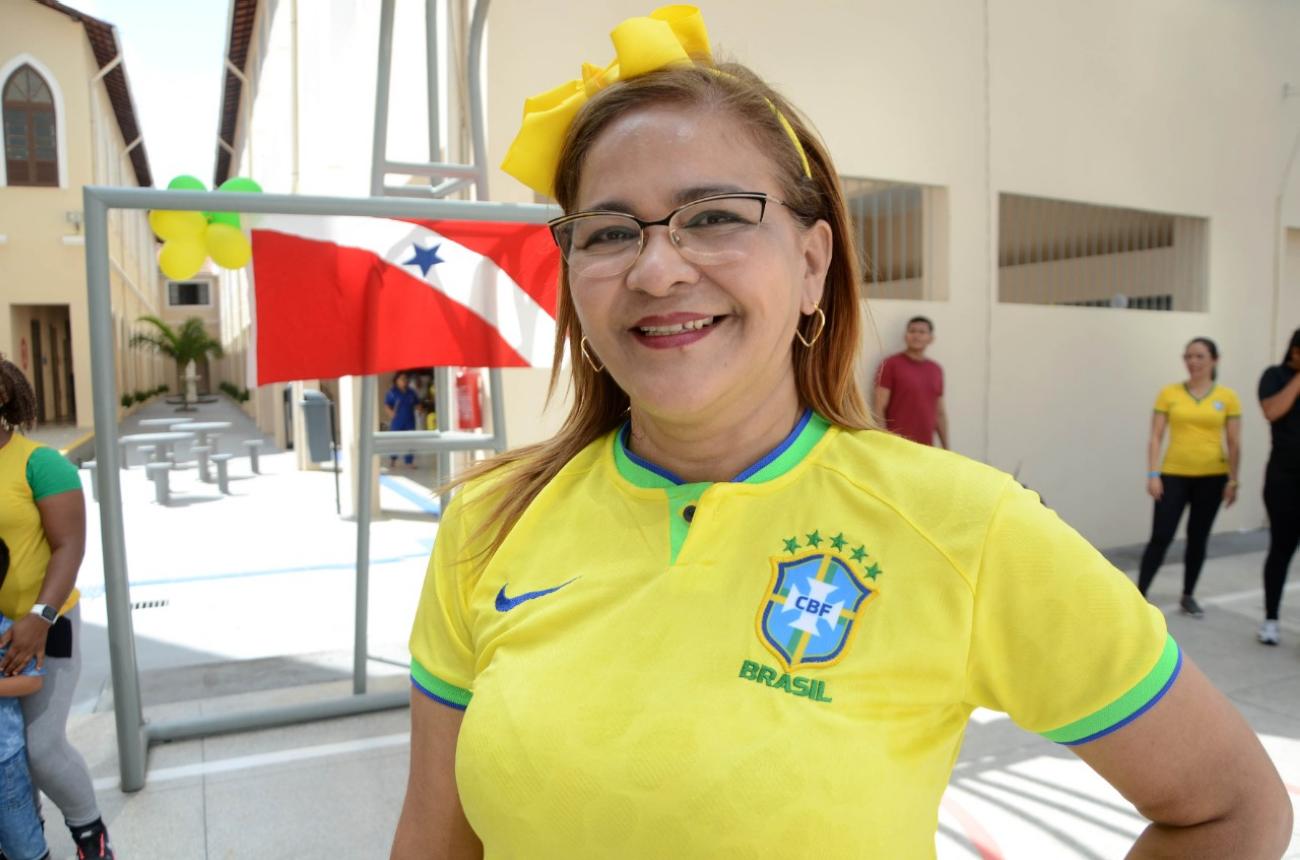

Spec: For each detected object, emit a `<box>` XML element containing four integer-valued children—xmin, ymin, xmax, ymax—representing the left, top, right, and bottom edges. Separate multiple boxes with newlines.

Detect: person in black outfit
<box><xmin>1257</xmin><ymin>328</ymin><xmax>1300</xmax><ymax>645</ymax></box>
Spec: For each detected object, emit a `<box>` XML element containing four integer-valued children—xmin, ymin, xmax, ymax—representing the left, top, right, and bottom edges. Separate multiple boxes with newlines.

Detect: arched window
<box><xmin>3</xmin><ymin>65</ymin><xmax>57</xmax><ymax>186</ymax></box>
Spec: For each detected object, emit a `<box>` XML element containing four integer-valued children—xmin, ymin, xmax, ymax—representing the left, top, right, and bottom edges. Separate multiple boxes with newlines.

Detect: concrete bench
<box><xmin>211</xmin><ymin>453</ymin><xmax>234</xmax><ymax>494</ymax></box>
<box><xmin>145</xmin><ymin>461</ymin><xmax>173</xmax><ymax>505</ymax></box>
<box><xmin>242</xmin><ymin>439</ymin><xmax>265</xmax><ymax>474</ymax></box>
<box><xmin>192</xmin><ymin>445</ymin><xmax>213</xmax><ymax>483</ymax></box>
<box><xmin>82</xmin><ymin>460</ymin><xmax>98</xmax><ymax>503</ymax></box>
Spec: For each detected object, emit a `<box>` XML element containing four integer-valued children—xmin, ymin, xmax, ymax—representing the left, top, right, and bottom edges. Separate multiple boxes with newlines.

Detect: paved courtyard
<box><xmin>24</xmin><ymin>397</ymin><xmax>1300</xmax><ymax>858</ymax></box>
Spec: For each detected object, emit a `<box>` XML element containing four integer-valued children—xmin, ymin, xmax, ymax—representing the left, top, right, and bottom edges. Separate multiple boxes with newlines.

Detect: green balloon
<box><xmin>207</xmin><ymin>211</ymin><xmax>241</xmax><ymax>228</ymax></box>
<box><xmin>218</xmin><ymin>176</ymin><xmax>262</xmax><ymax>194</ymax></box>
<box><xmin>167</xmin><ymin>174</ymin><xmax>205</xmax><ymax>191</ymax></box>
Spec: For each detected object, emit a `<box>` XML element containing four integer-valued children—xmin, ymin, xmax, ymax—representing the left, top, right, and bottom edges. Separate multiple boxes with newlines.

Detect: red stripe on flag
<box><xmin>406</xmin><ymin>218</ymin><xmax>559</xmax><ymax>315</ymax></box>
<box><xmin>252</xmin><ymin>230</ymin><xmax>528</xmax><ymax>385</ymax></box>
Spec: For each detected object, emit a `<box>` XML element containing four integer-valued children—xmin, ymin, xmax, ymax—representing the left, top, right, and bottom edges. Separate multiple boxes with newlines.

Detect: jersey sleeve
<box><xmin>408</xmin><ymin>493</ymin><xmax>479</xmax><ymax>710</ymax></box>
<box><xmin>26</xmin><ymin>447</ymin><xmax>82</xmax><ymax>500</ymax></box>
<box><xmin>1222</xmin><ymin>387</ymin><xmax>1242</xmax><ymax>418</ymax></box>
<box><xmin>1152</xmin><ymin>385</ymin><xmax>1173</xmax><ymax>414</ymax></box>
<box><xmin>964</xmin><ymin>480</ymin><xmax>1180</xmax><ymax>745</ymax></box>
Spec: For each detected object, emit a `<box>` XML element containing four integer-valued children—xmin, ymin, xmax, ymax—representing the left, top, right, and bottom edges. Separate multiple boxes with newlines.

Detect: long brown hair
<box><xmin>449</xmin><ymin>62</ymin><xmax>875</xmax><ymax>557</ymax></box>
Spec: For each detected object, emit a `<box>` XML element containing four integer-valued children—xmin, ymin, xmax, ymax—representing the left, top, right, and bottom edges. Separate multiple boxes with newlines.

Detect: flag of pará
<box><xmin>248</xmin><ymin>216</ymin><xmax>560</xmax><ymax>385</ymax></box>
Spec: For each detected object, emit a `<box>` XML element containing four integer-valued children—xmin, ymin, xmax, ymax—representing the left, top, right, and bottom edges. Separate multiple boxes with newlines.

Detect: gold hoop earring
<box><xmin>795</xmin><ymin>306</ymin><xmax>826</xmax><ymax>348</ymax></box>
<box><xmin>580</xmin><ymin>336</ymin><xmax>605</xmax><ymax>373</ymax></box>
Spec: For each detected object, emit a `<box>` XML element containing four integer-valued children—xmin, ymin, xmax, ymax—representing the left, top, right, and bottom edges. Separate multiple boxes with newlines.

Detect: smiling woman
<box><xmin>391</xmin><ymin>7</ymin><xmax>1292</xmax><ymax>860</ymax></box>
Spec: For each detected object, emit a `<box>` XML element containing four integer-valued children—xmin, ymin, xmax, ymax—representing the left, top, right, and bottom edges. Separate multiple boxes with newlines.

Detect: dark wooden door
<box><xmin>63</xmin><ymin>318</ymin><xmax>75</xmax><ymax>422</ymax></box>
<box><xmin>49</xmin><ymin>323</ymin><xmax>62</xmax><ymax>421</ymax></box>
<box><xmin>29</xmin><ymin>319</ymin><xmax>45</xmax><ymax>422</ymax></box>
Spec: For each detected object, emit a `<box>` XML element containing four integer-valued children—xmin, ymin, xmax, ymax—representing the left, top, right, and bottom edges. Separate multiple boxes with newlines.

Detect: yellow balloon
<box><xmin>205</xmin><ymin>223</ymin><xmax>252</xmax><ymax>269</ymax></box>
<box><xmin>159</xmin><ymin>238</ymin><xmax>206</xmax><ymax>280</ymax></box>
<box><xmin>149</xmin><ymin>209</ymin><xmax>206</xmax><ymax>241</ymax></box>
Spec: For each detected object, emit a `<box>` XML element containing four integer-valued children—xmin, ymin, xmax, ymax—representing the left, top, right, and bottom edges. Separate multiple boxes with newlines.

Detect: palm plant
<box><xmin>129</xmin><ymin>316</ymin><xmax>224</xmax><ymax>396</ymax></box>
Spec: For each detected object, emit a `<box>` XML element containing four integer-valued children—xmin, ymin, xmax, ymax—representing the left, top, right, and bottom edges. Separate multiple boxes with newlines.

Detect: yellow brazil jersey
<box><xmin>0</xmin><ymin>433</ymin><xmax>81</xmax><ymax>618</ymax></box>
<box><xmin>1154</xmin><ymin>383</ymin><xmax>1242</xmax><ymax>476</ymax></box>
<box><xmin>409</xmin><ymin>412</ymin><xmax>1179</xmax><ymax>859</ymax></box>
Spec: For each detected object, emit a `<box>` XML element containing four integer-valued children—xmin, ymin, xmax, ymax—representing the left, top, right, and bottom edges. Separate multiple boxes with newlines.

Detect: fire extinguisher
<box><xmin>455</xmin><ymin>368</ymin><xmax>483</xmax><ymax>430</ymax></box>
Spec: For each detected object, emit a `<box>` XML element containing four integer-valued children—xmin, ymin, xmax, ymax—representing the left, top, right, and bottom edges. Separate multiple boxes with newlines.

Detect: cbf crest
<box><xmin>756</xmin><ymin>530</ymin><xmax>881</xmax><ymax>671</ymax></box>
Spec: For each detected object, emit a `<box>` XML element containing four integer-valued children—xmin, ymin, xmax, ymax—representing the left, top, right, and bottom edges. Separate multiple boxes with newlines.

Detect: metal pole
<box><xmin>467</xmin><ymin>0</ymin><xmax>491</xmax><ymax>198</ymax></box>
<box><xmin>371</xmin><ymin>0</ymin><xmax>397</xmax><ymax>197</ymax></box>
<box><xmin>330</xmin><ymin>399</ymin><xmax>341</xmax><ymax>515</ymax></box>
<box><xmin>85</xmin><ymin>187</ymin><xmax>556</xmax><ymax>222</ymax></box>
<box><xmin>488</xmin><ymin>367</ymin><xmax>507</xmax><ymax>452</ymax></box>
<box><xmin>354</xmin><ymin>374</ymin><xmax>378</xmax><ymax>695</ymax></box>
<box><xmin>83</xmin><ymin>189</ymin><xmax>148</xmax><ymax>792</ymax></box>
<box><xmin>426</xmin><ymin>0</ymin><xmax>441</xmax><ymax>166</ymax></box>
<box><xmin>436</xmin><ymin>367</ymin><xmax>452</xmax><ymax>499</ymax></box>
<box><xmin>85</xmin><ymin>188</ymin><xmax>553</xmax><ymax>223</ymax></box>
<box><xmin>145</xmin><ymin>690</ymin><xmax>408</xmax><ymax>744</ymax></box>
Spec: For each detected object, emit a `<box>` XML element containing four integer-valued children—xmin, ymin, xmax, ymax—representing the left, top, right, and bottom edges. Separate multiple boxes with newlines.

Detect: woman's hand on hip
<box><xmin>0</xmin><ymin>616</ymin><xmax>49</xmax><ymax>675</ymax></box>
<box><xmin>1147</xmin><ymin>476</ymin><xmax>1163</xmax><ymax>501</ymax></box>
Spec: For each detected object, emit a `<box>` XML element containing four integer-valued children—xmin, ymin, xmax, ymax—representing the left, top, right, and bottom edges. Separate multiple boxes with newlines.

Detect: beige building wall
<box><xmin>0</xmin><ymin>0</ymin><xmax>165</xmax><ymax>428</ymax></box>
<box><xmin>482</xmin><ymin>0</ymin><xmax>1300</xmax><ymax>546</ymax></box>
<box><xmin>983</xmin><ymin>0</ymin><xmax>1300</xmax><ymax>543</ymax></box>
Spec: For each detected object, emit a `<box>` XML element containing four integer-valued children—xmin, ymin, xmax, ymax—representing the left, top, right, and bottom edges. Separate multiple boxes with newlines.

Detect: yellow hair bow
<box><xmin>500</xmin><ymin>5</ymin><xmax>810</xmax><ymax>198</ymax></box>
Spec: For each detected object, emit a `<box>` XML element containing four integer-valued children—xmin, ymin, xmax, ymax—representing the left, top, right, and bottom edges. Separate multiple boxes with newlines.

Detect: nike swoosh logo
<box><xmin>495</xmin><ymin>578</ymin><xmax>576</xmax><ymax>612</ymax></box>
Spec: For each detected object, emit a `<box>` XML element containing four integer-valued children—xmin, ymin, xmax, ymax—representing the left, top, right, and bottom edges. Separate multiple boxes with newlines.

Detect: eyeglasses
<box><xmin>548</xmin><ymin>192</ymin><xmax>791</xmax><ymax>280</ymax></box>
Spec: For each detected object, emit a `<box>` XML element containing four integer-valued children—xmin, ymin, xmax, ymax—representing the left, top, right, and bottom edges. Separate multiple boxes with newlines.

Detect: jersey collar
<box><xmin>613</xmin><ymin>409</ymin><xmax>830</xmax><ymax>489</ymax></box>
<box><xmin>1182</xmin><ymin>382</ymin><xmax>1217</xmax><ymax>404</ymax></box>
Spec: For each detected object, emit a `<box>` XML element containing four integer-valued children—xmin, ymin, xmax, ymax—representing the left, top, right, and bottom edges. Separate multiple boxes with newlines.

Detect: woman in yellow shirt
<box><xmin>1138</xmin><ymin>338</ymin><xmax>1242</xmax><ymax>615</ymax></box>
<box><xmin>0</xmin><ymin>356</ymin><xmax>113</xmax><ymax>858</ymax></box>
<box><xmin>392</xmin><ymin>9</ymin><xmax>1290</xmax><ymax>857</ymax></box>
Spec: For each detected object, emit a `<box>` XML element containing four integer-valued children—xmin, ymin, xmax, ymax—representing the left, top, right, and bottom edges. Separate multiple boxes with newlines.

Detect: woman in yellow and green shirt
<box><xmin>1138</xmin><ymin>337</ymin><xmax>1242</xmax><ymax>615</ymax></box>
<box><xmin>392</xmin><ymin>8</ymin><xmax>1292</xmax><ymax>858</ymax></box>
<box><xmin>0</xmin><ymin>356</ymin><xmax>114</xmax><ymax>858</ymax></box>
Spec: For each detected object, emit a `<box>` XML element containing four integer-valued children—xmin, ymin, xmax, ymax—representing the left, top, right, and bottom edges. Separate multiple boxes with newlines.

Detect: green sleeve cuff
<box><xmin>1041</xmin><ymin>635</ymin><xmax>1181</xmax><ymax>746</ymax></box>
<box><xmin>410</xmin><ymin>659</ymin><xmax>472</xmax><ymax>710</ymax></box>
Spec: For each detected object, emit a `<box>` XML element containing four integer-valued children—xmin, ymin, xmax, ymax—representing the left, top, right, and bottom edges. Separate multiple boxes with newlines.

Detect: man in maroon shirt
<box><xmin>874</xmin><ymin>316</ymin><xmax>948</xmax><ymax>447</ymax></box>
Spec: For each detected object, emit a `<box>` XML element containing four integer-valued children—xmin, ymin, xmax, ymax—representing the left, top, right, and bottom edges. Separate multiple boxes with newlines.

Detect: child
<box><xmin>0</xmin><ymin>536</ymin><xmax>49</xmax><ymax>860</ymax></box>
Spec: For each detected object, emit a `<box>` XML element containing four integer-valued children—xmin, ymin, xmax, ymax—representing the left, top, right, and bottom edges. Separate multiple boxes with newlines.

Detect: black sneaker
<box><xmin>73</xmin><ymin>821</ymin><xmax>114</xmax><ymax>860</ymax></box>
<box><xmin>1179</xmin><ymin>594</ymin><xmax>1205</xmax><ymax>618</ymax></box>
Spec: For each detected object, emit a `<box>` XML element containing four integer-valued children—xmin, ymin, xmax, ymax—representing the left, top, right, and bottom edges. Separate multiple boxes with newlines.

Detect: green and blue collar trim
<box><xmin>614</xmin><ymin>409</ymin><xmax>831</xmax><ymax>488</ymax></box>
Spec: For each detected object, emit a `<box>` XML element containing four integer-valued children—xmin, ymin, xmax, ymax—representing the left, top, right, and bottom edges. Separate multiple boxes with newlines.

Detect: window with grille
<box><xmin>998</xmin><ymin>194</ymin><xmax>1207</xmax><ymax>311</ymax></box>
<box><xmin>3</xmin><ymin>65</ymin><xmax>57</xmax><ymax>187</ymax></box>
<box><xmin>168</xmin><ymin>281</ymin><xmax>211</xmax><ymax>306</ymax></box>
<box><xmin>841</xmin><ymin>177</ymin><xmax>948</xmax><ymax>301</ymax></box>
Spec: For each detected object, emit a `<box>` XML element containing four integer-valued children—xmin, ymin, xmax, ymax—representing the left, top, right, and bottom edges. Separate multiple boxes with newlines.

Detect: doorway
<box><xmin>13</xmin><ymin>305</ymin><xmax>75</xmax><ymax>425</ymax></box>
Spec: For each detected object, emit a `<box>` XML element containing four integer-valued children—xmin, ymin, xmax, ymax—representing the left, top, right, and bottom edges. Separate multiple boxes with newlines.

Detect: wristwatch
<box><xmin>29</xmin><ymin>604</ymin><xmax>58</xmax><ymax>625</ymax></box>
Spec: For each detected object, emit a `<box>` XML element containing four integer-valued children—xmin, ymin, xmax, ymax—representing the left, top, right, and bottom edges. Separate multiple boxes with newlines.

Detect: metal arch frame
<box><xmin>356</xmin><ymin>0</ymin><xmax>507</xmax><ymax>694</ymax></box>
<box><xmin>85</xmin><ymin>188</ymin><xmax>555</xmax><ymax>792</ymax></box>
<box><xmin>90</xmin><ymin>0</ymin><xmax>523</xmax><ymax>792</ymax></box>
